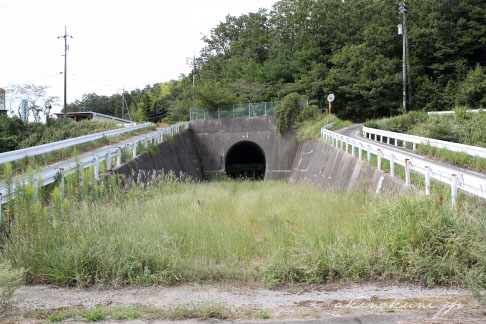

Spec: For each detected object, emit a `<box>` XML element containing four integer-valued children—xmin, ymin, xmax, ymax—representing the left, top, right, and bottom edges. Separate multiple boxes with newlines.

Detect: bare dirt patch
<box><xmin>3</xmin><ymin>282</ymin><xmax>485</xmax><ymax>323</ymax></box>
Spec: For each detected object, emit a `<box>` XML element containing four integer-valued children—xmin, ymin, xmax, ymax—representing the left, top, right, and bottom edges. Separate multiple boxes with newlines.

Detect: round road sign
<box><xmin>327</xmin><ymin>93</ymin><xmax>335</xmax><ymax>102</ymax></box>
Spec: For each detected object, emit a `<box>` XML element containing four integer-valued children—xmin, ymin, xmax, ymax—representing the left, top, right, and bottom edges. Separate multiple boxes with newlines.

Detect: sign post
<box><xmin>327</xmin><ymin>93</ymin><xmax>335</xmax><ymax>114</ymax></box>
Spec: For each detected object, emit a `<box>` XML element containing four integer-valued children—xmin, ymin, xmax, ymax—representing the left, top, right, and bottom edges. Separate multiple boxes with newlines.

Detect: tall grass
<box><xmin>1</xmin><ymin>166</ymin><xmax>486</xmax><ymax>289</ymax></box>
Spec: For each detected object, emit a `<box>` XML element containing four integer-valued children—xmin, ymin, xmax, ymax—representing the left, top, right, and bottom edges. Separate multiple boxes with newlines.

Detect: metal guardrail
<box><xmin>0</xmin><ymin>123</ymin><xmax>153</xmax><ymax>165</ymax></box>
<box><xmin>0</xmin><ymin>122</ymin><xmax>189</xmax><ymax>221</ymax></box>
<box><xmin>427</xmin><ymin>109</ymin><xmax>481</xmax><ymax>115</ymax></box>
<box><xmin>362</xmin><ymin>126</ymin><xmax>486</xmax><ymax>159</ymax></box>
<box><xmin>321</xmin><ymin>127</ymin><xmax>486</xmax><ymax>208</ymax></box>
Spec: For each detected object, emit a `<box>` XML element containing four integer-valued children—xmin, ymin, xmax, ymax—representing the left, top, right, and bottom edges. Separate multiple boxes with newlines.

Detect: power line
<box><xmin>69</xmin><ymin>68</ymin><xmax>125</xmax><ymax>89</ymax></box>
<box><xmin>68</xmin><ymin>72</ymin><xmax>120</xmax><ymax>89</ymax></box>
<box><xmin>4</xmin><ymin>71</ymin><xmax>62</xmax><ymax>86</ymax></box>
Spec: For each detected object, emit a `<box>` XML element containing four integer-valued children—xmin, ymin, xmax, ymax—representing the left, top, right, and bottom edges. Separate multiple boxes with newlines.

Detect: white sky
<box><xmin>0</xmin><ymin>0</ymin><xmax>277</xmax><ymax>113</ymax></box>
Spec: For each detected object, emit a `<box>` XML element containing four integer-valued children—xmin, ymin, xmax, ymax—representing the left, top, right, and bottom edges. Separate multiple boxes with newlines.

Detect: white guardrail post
<box><xmin>117</xmin><ymin>147</ymin><xmax>122</xmax><ymax>166</ymax></box>
<box><xmin>94</xmin><ymin>155</ymin><xmax>100</xmax><ymax>180</ymax></box>
<box><xmin>451</xmin><ymin>174</ymin><xmax>458</xmax><ymax>210</ymax></box>
<box><xmin>321</xmin><ymin>125</ymin><xmax>486</xmax><ymax>207</ymax></box>
<box><xmin>404</xmin><ymin>159</ymin><xmax>410</xmax><ymax>186</ymax></box>
<box><xmin>425</xmin><ymin>166</ymin><xmax>431</xmax><ymax>195</ymax></box>
<box><xmin>106</xmin><ymin>152</ymin><xmax>112</xmax><ymax>171</ymax></box>
<box><xmin>59</xmin><ymin>168</ymin><xmax>65</xmax><ymax>196</ymax></box>
<box><xmin>377</xmin><ymin>149</ymin><xmax>382</xmax><ymax>170</ymax></box>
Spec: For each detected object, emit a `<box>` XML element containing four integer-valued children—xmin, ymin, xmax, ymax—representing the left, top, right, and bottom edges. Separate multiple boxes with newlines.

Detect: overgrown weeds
<box><xmin>34</xmin><ymin>302</ymin><xmax>232</xmax><ymax>323</ymax></box>
<box><xmin>1</xmin><ymin>163</ymin><xmax>486</xmax><ymax>290</ymax></box>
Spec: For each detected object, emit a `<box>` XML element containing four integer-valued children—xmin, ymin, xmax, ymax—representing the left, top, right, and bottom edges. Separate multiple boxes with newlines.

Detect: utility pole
<box><xmin>121</xmin><ymin>87</ymin><xmax>131</xmax><ymax>121</ymax></box>
<box><xmin>121</xmin><ymin>87</ymin><xmax>125</xmax><ymax>120</ymax></box>
<box><xmin>186</xmin><ymin>53</ymin><xmax>196</xmax><ymax>108</ymax></box>
<box><xmin>58</xmin><ymin>26</ymin><xmax>73</xmax><ymax>117</ymax></box>
<box><xmin>398</xmin><ymin>1</ymin><xmax>408</xmax><ymax>113</ymax></box>
<box><xmin>192</xmin><ymin>51</ymin><xmax>196</xmax><ymax>108</ymax></box>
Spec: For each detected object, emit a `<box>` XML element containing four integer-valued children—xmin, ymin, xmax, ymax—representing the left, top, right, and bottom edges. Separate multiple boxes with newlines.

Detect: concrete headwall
<box><xmin>289</xmin><ymin>138</ymin><xmax>406</xmax><ymax>194</ymax></box>
<box><xmin>113</xmin><ymin>130</ymin><xmax>204</xmax><ymax>182</ymax></box>
<box><xmin>190</xmin><ymin>117</ymin><xmax>298</xmax><ymax>180</ymax></box>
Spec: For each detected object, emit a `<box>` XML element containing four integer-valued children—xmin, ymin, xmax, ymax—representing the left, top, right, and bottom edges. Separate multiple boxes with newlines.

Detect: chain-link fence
<box><xmin>190</xmin><ymin>100</ymin><xmax>308</xmax><ymax>121</ymax></box>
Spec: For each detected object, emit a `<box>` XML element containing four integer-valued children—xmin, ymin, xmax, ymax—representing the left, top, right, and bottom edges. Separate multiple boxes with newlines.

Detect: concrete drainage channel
<box><xmin>113</xmin><ymin>117</ymin><xmax>406</xmax><ymax>195</ymax></box>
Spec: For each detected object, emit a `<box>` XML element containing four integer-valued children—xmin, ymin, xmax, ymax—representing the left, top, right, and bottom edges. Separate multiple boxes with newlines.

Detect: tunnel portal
<box><xmin>225</xmin><ymin>141</ymin><xmax>266</xmax><ymax>180</ymax></box>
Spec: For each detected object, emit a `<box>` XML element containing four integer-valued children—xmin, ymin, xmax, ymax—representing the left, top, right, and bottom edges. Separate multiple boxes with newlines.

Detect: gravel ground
<box><xmin>13</xmin><ymin>282</ymin><xmax>469</xmax><ymax>310</ymax></box>
<box><xmin>4</xmin><ymin>282</ymin><xmax>485</xmax><ymax>323</ymax></box>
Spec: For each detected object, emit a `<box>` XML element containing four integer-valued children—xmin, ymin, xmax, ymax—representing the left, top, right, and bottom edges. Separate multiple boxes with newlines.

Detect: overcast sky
<box><xmin>0</xmin><ymin>0</ymin><xmax>277</xmax><ymax>113</ymax></box>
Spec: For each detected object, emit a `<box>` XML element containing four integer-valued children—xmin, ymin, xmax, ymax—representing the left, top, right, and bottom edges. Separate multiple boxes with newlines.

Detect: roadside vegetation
<box><xmin>296</xmin><ymin>114</ymin><xmax>351</xmax><ymax>142</ymax></box>
<box><xmin>1</xmin><ymin>164</ymin><xmax>485</xmax><ymax>292</ymax></box>
<box><xmin>364</xmin><ymin>109</ymin><xmax>486</xmax><ymax>147</ymax></box>
<box><xmin>415</xmin><ymin>145</ymin><xmax>486</xmax><ymax>173</ymax></box>
<box><xmin>0</xmin><ymin>117</ymin><xmax>120</xmax><ymax>153</ymax></box>
<box><xmin>0</xmin><ymin>121</ymin><xmax>156</xmax><ymax>180</ymax></box>
<box><xmin>365</xmin><ymin>109</ymin><xmax>486</xmax><ymax>171</ymax></box>
<box><xmin>21</xmin><ymin>302</ymin><xmax>234</xmax><ymax>323</ymax></box>
<box><xmin>273</xmin><ymin>92</ymin><xmax>350</xmax><ymax>142</ymax></box>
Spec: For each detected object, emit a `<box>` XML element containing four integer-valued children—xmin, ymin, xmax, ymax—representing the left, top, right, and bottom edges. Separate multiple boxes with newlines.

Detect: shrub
<box><xmin>296</xmin><ymin>105</ymin><xmax>320</xmax><ymax>123</ymax></box>
<box><xmin>273</xmin><ymin>93</ymin><xmax>303</xmax><ymax>134</ymax></box>
<box><xmin>0</xmin><ymin>137</ymin><xmax>18</xmax><ymax>153</ymax></box>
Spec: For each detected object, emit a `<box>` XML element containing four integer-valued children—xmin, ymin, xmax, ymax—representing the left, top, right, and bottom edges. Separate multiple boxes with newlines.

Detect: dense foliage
<box><xmin>0</xmin><ymin>116</ymin><xmax>117</xmax><ymax>153</ymax></box>
<box><xmin>274</xmin><ymin>93</ymin><xmax>303</xmax><ymax>133</ymax></box>
<box><xmin>66</xmin><ymin>0</ymin><xmax>486</xmax><ymax>122</ymax></box>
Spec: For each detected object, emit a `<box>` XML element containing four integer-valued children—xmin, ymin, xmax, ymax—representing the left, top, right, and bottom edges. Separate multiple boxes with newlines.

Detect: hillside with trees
<box><xmin>67</xmin><ymin>0</ymin><xmax>486</xmax><ymax>122</ymax></box>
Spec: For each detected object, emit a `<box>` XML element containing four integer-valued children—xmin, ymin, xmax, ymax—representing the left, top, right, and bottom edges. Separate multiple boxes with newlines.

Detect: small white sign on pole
<box><xmin>327</xmin><ymin>93</ymin><xmax>335</xmax><ymax>102</ymax></box>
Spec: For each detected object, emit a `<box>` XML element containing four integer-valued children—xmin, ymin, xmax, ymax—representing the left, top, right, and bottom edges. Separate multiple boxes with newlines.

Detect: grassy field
<box><xmin>1</xmin><ymin>169</ymin><xmax>486</xmax><ymax>291</ymax></box>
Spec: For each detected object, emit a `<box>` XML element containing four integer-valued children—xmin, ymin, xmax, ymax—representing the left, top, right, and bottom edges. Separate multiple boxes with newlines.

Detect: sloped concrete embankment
<box><xmin>113</xmin><ymin>130</ymin><xmax>204</xmax><ymax>182</ymax></box>
<box><xmin>289</xmin><ymin>138</ymin><xmax>407</xmax><ymax>194</ymax></box>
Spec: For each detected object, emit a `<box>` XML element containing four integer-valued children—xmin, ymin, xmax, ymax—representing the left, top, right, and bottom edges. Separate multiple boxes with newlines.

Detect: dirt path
<box><xmin>3</xmin><ymin>282</ymin><xmax>485</xmax><ymax>323</ymax></box>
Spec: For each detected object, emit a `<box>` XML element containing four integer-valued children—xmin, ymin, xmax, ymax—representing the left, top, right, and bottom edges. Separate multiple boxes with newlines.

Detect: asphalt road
<box><xmin>336</xmin><ymin>123</ymin><xmax>486</xmax><ymax>183</ymax></box>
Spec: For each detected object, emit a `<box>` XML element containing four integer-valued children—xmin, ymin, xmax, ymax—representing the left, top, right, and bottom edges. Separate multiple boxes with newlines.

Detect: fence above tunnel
<box><xmin>190</xmin><ymin>100</ymin><xmax>308</xmax><ymax>121</ymax></box>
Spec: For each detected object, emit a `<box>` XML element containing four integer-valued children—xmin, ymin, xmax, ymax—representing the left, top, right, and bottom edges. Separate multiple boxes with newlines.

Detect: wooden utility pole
<box><xmin>399</xmin><ymin>2</ymin><xmax>409</xmax><ymax>113</ymax></box>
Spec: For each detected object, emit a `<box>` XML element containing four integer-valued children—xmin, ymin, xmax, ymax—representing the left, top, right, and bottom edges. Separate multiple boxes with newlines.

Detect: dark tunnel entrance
<box><xmin>225</xmin><ymin>141</ymin><xmax>266</xmax><ymax>180</ymax></box>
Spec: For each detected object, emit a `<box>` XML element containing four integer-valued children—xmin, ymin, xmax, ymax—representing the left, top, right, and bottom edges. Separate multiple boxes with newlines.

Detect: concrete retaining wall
<box><xmin>289</xmin><ymin>138</ymin><xmax>407</xmax><ymax>194</ymax></box>
<box><xmin>113</xmin><ymin>120</ymin><xmax>407</xmax><ymax>195</ymax></box>
<box><xmin>112</xmin><ymin>130</ymin><xmax>204</xmax><ymax>182</ymax></box>
<box><xmin>190</xmin><ymin>117</ymin><xmax>298</xmax><ymax>180</ymax></box>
